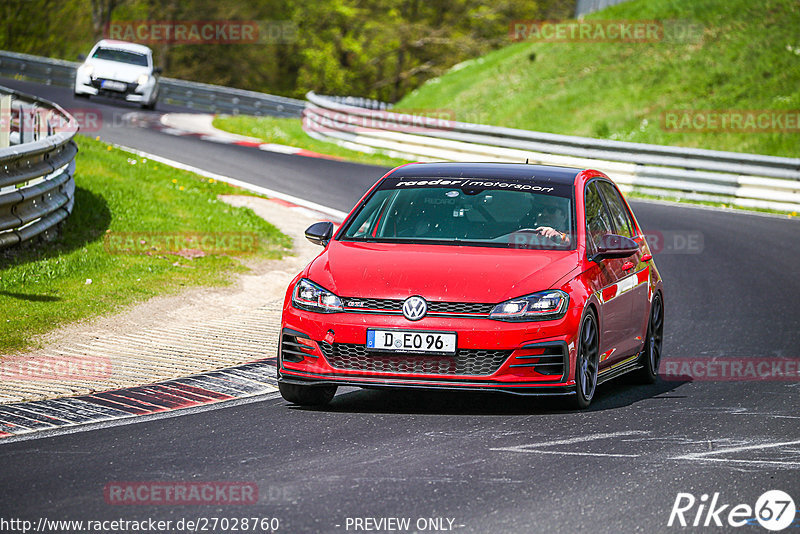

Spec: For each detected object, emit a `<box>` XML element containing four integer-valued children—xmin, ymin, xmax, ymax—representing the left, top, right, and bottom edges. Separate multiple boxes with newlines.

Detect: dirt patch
<box><xmin>0</xmin><ymin>195</ymin><xmax>323</xmax><ymax>403</ymax></box>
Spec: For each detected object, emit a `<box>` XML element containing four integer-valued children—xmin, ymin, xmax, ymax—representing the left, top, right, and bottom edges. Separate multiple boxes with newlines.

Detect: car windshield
<box><xmin>340</xmin><ymin>176</ymin><xmax>575</xmax><ymax>250</ymax></box>
<box><xmin>91</xmin><ymin>47</ymin><xmax>149</xmax><ymax>67</ymax></box>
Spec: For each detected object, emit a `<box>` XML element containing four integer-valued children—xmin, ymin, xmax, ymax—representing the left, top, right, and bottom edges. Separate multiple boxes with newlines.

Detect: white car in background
<box><xmin>74</xmin><ymin>40</ymin><xmax>161</xmax><ymax>109</ymax></box>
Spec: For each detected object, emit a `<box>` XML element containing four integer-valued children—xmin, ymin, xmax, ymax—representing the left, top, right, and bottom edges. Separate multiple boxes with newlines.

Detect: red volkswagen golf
<box><xmin>278</xmin><ymin>163</ymin><xmax>664</xmax><ymax>409</ymax></box>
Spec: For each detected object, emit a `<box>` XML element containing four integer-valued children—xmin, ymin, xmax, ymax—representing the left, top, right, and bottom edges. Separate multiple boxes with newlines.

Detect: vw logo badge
<box><xmin>402</xmin><ymin>296</ymin><xmax>427</xmax><ymax>321</ymax></box>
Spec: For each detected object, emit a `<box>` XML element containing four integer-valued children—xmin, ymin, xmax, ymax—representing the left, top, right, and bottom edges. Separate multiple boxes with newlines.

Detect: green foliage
<box><xmin>1</xmin><ymin>0</ymin><xmax>574</xmax><ymax>101</ymax></box>
<box><xmin>396</xmin><ymin>0</ymin><xmax>800</xmax><ymax>157</ymax></box>
<box><xmin>1</xmin><ymin>0</ymin><xmax>95</xmax><ymax>60</ymax></box>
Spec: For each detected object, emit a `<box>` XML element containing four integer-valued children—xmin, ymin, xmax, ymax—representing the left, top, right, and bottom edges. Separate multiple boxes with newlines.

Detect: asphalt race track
<box><xmin>1</xmin><ymin>78</ymin><xmax>799</xmax><ymax>533</ymax></box>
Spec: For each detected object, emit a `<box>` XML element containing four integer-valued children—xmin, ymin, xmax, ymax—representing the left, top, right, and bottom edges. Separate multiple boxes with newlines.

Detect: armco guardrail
<box><xmin>304</xmin><ymin>92</ymin><xmax>800</xmax><ymax>212</ymax></box>
<box><xmin>0</xmin><ymin>85</ymin><xmax>78</xmax><ymax>250</ymax></box>
<box><xmin>0</xmin><ymin>50</ymin><xmax>304</xmax><ymax>117</ymax></box>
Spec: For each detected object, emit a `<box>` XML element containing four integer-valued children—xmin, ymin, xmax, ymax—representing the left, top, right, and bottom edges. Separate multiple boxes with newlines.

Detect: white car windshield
<box><xmin>91</xmin><ymin>47</ymin><xmax>148</xmax><ymax>67</ymax></box>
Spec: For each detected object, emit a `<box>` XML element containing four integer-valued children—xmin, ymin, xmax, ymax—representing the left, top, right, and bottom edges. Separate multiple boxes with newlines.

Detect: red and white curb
<box><xmin>129</xmin><ymin>112</ymin><xmax>345</xmax><ymax>161</ymax></box>
<box><xmin>0</xmin><ymin>359</ymin><xmax>279</xmax><ymax>441</ymax></box>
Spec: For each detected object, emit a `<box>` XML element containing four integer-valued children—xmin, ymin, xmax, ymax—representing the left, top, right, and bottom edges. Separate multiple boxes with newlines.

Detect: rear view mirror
<box><xmin>77</xmin><ymin>53</ymin><xmax>86</xmax><ymax>61</ymax></box>
<box><xmin>154</xmin><ymin>66</ymin><xmax>163</xmax><ymax>75</ymax></box>
<box><xmin>305</xmin><ymin>221</ymin><xmax>334</xmax><ymax>246</ymax></box>
<box><xmin>593</xmin><ymin>233</ymin><xmax>638</xmax><ymax>260</ymax></box>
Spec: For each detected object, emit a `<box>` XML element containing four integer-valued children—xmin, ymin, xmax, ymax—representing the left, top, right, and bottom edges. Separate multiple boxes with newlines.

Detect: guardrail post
<box><xmin>0</xmin><ymin>94</ymin><xmax>10</xmax><ymax>148</ymax></box>
<box><xmin>36</xmin><ymin>107</ymin><xmax>47</xmax><ymax>140</ymax></box>
<box><xmin>19</xmin><ymin>104</ymin><xmax>36</xmax><ymax>144</ymax></box>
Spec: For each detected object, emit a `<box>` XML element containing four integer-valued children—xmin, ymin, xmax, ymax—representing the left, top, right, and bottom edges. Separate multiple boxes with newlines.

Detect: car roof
<box><xmin>388</xmin><ymin>162</ymin><xmax>584</xmax><ymax>185</ymax></box>
<box><xmin>92</xmin><ymin>39</ymin><xmax>153</xmax><ymax>55</ymax></box>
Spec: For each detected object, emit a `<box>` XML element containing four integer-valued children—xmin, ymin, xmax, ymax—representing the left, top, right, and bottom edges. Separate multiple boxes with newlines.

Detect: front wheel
<box><xmin>569</xmin><ymin>310</ymin><xmax>599</xmax><ymax>409</ymax></box>
<box><xmin>633</xmin><ymin>293</ymin><xmax>664</xmax><ymax>384</ymax></box>
<box><xmin>279</xmin><ymin>381</ymin><xmax>336</xmax><ymax>406</ymax></box>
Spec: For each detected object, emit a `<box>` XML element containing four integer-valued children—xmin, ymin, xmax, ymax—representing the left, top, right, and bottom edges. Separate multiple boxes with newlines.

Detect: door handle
<box><xmin>622</xmin><ymin>261</ymin><xmax>635</xmax><ymax>271</ymax></box>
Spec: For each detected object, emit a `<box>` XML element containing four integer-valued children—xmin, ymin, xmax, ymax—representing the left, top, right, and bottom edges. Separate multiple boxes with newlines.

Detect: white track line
<box><xmin>672</xmin><ymin>439</ymin><xmax>800</xmax><ymax>460</ymax></box>
<box><xmin>490</xmin><ymin>430</ymin><xmax>649</xmax><ymax>457</ymax></box>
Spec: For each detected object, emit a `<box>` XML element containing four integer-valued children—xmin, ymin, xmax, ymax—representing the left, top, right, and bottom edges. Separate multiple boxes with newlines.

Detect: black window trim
<box><xmin>595</xmin><ymin>179</ymin><xmax>636</xmax><ymax>239</ymax></box>
<box><xmin>584</xmin><ymin>178</ymin><xmax>616</xmax><ymax>260</ymax></box>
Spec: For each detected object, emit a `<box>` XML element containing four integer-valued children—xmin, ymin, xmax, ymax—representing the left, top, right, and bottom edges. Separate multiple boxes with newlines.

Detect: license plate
<box><xmin>366</xmin><ymin>329</ymin><xmax>456</xmax><ymax>355</ymax></box>
<box><xmin>101</xmin><ymin>80</ymin><xmax>126</xmax><ymax>91</ymax></box>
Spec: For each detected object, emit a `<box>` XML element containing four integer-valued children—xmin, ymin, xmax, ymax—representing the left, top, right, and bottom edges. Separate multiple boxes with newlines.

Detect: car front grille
<box><xmin>341</xmin><ymin>297</ymin><xmax>495</xmax><ymax>317</ymax></box>
<box><xmin>319</xmin><ymin>342</ymin><xmax>511</xmax><ymax>376</ymax></box>
<box><xmin>90</xmin><ymin>78</ymin><xmax>137</xmax><ymax>93</ymax></box>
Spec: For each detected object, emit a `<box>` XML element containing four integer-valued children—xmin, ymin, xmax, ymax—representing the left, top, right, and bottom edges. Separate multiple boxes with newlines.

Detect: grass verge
<box><xmin>0</xmin><ymin>135</ymin><xmax>291</xmax><ymax>354</ymax></box>
<box><xmin>212</xmin><ymin>115</ymin><xmax>411</xmax><ymax>168</ymax></box>
<box><xmin>395</xmin><ymin>0</ymin><xmax>800</xmax><ymax>157</ymax></box>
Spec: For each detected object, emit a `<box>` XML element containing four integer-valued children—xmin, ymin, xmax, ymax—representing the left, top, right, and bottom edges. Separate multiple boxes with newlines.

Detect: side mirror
<box><xmin>153</xmin><ymin>66</ymin><xmax>163</xmax><ymax>75</ymax></box>
<box><xmin>78</xmin><ymin>53</ymin><xmax>86</xmax><ymax>61</ymax></box>
<box><xmin>592</xmin><ymin>233</ymin><xmax>638</xmax><ymax>260</ymax></box>
<box><xmin>305</xmin><ymin>221</ymin><xmax>334</xmax><ymax>246</ymax></box>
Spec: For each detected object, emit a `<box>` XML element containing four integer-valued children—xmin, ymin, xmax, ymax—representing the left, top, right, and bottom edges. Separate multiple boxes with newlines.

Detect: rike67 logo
<box><xmin>669</xmin><ymin>490</ymin><xmax>797</xmax><ymax>531</ymax></box>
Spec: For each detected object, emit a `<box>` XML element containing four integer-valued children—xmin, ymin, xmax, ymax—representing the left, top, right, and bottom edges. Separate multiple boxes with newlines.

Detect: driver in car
<box><xmin>533</xmin><ymin>198</ymin><xmax>571</xmax><ymax>246</ymax></box>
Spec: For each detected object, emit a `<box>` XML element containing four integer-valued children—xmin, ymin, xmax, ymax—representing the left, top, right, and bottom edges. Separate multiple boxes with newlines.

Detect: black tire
<box><xmin>569</xmin><ymin>309</ymin><xmax>600</xmax><ymax>410</ymax></box>
<box><xmin>633</xmin><ymin>293</ymin><xmax>664</xmax><ymax>384</ymax></box>
<box><xmin>74</xmin><ymin>92</ymin><xmax>89</xmax><ymax>99</ymax></box>
<box><xmin>279</xmin><ymin>381</ymin><xmax>336</xmax><ymax>406</ymax></box>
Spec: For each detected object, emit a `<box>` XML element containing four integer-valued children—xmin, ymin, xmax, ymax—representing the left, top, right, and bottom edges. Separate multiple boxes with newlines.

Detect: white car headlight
<box><xmin>137</xmin><ymin>73</ymin><xmax>150</xmax><ymax>86</ymax></box>
<box><xmin>292</xmin><ymin>279</ymin><xmax>343</xmax><ymax>313</ymax></box>
<box><xmin>489</xmin><ymin>290</ymin><xmax>569</xmax><ymax>322</ymax></box>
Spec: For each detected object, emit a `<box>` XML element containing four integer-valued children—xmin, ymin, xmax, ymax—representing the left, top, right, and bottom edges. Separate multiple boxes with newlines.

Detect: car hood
<box><xmin>306</xmin><ymin>241</ymin><xmax>580</xmax><ymax>303</ymax></box>
<box><xmin>85</xmin><ymin>59</ymin><xmax>150</xmax><ymax>83</ymax></box>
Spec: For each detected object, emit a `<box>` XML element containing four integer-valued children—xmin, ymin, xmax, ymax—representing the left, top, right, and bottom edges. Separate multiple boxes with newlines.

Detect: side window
<box><xmin>584</xmin><ymin>182</ymin><xmax>613</xmax><ymax>254</ymax></box>
<box><xmin>597</xmin><ymin>181</ymin><xmax>634</xmax><ymax>238</ymax></box>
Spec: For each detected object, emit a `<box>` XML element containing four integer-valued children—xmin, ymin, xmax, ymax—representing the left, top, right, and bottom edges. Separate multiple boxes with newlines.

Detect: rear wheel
<box><xmin>570</xmin><ymin>310</ymin><xmax>599</xmax><ymax>409</ymax></box>
<box><xmin>633</xmin><ymin>293</ymin><xmax>664</xmax><ymax>384</ymax></box>
<box><xmin>278</xmin><ymin>381</ymin><xmax>336</xmax><ymax>406</ymax></box>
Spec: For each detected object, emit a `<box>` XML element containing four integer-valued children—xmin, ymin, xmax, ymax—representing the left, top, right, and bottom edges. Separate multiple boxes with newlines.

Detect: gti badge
<box><xmin>402</xmin><ymin>296</ymin><xmax>427</xmax><ymax>321</ymax></box>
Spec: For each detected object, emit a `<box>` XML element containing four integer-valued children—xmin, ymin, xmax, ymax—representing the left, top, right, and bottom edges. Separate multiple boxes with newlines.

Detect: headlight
<box><xmin>292</xmin><ymin>278</ymin><xmax>343</xmax><ymax>313</ymax></box>
<box><xmin>137</xmin><ymin>73</ymin><xmax>150</xmax><ymax>85</ymax></box>
<box><xmin>489</xmin><ymin>290</ymin><xmax>569</xmax><ymax>322</ymax></box>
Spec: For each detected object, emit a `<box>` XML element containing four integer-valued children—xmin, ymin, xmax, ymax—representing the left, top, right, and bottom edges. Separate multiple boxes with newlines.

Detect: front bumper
<box><xmin>278</xmin><ymin>302</ymin><xmax>582</xmax><ymax>395</ymax></box>
<box><xmin>74</xmin><ymin>73</ymin><xmax>156</xmax><ymax>103</ymax></box>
